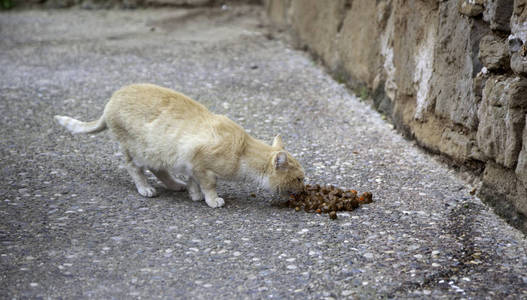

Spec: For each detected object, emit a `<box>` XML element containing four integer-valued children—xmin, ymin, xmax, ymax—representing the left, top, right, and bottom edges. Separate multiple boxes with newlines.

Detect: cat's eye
<box><xmin>297</xmin><ymin>177</ymin><xmax>303</xmax><ymax>182</ymax></box>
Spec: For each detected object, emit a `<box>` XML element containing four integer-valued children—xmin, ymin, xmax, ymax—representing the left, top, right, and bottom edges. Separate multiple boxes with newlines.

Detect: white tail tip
<box><xmin>54</xmin><ymin>115</ymin><xmax>69</xmax><ymax>127</ymax></box>
<box><xmin>54</xmin><ymin>115</ymin><xmax>106</xmax><ymax>134</ymax></box>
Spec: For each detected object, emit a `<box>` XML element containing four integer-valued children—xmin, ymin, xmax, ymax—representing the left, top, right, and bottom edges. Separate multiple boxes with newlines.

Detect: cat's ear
<box><xmin>272</xmin><ymin>134</ymin><xmax>284</xmax><ymax>149</ymax></box>
<box><xmin>274</xmin><ymin>151</ymin><xmax>288</xmax><ymax>170</ymax></box>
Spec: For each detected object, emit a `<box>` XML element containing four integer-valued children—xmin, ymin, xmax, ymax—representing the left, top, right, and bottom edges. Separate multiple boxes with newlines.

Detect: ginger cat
<box><xmin>54</xmin><ymin>84</ymin><xmax>305</xmax><ymax>208</ymax></box>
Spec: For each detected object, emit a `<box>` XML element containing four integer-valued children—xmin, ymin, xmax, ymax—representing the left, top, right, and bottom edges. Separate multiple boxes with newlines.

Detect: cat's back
<box><xmin>104</xmin><ymin>83</ymin><xmax>210</xmax><ymax>124</ymax></box>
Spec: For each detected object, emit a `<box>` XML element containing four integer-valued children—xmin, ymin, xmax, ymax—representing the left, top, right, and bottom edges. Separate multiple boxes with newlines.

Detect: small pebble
<box><xmin>298</xmin><ymin>229</ymin><xmax>309</xmax><ymax>234</ymax></box>
<box><xmin>286</xmin><ymin>265</ymin><xmax>297</xmax><ymax>270</ymax></box>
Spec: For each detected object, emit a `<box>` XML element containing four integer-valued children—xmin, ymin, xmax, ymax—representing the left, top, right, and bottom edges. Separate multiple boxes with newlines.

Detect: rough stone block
<box><xmin>336</xmin><ymin>0</ymin><xmax>381</xmax><ymax>86</ymax></box>
<box><xmin>516</xmin><ymin>115</ymin><xmax>527</xmax><ymax>186</ymax></box>
<box><xmin>509</xmin><ymin>36</ymin><xmax>527</xmax><ymax>75</ymax></box>
<box><xmin>511</xmin><ymin>0</ymin><xmax>527</xmax><ymax>77</ymax></box>
<box><xmin>144</xmin><ymin>0</ymin><xmax>211</xmax><ymax>5</ymax></box>
<box><xmin>440</xmin><ymin>128</ymin><xmax>485</xmax><ymax>161</ymax></box>
<box><xmin>289</xmin><ymin>0</ymin><xmax>345</xmax><ymax>70</ymax></box>
<box><xmin>477</xmin><ymin>75</ymin><xmax>527</xmax><ymax>168</ymax></box>
<box><xmin>480</xmin><ymin>161</ymin><xmax>527</xmax><ymax>229</ymax></box>
<box><xmin>459</xmin><ymin>0</ymin><xmax>484</xmax><ymax>17</ymax></box>
<box><xmin>264</xmin><ymin>0</ymin><xmax>292</xmax><ymax>28</ymax></box>
<box><xmin>80</xmin><ymin>0</ymin><xmax>119</xmax><ymax>9</ymax></box>
<box><xmin>430</xmin><ymin>0</ymin><xmax>489</xmax><ymax>130</ymax></box>
<box><xmin>474</xmin><ymin>68</ymin><xmax>490</xmax><ymax>99</ymax></box>
<box><xmin>478</xmin><ymin>34</ymin><xmax>510</xmax><ymax>70</ymax></box>
<box><xmin>42</xmin><ymin>0</ymin><xmax>78</xmax><ymax>8</ymax></box>
<box><xmin>483</xmin><ymin>0</ymin><xmax>514</xmax><ymax>32</ymax></box>
<box><xmin>392</xmin><ymin>1</ymin><xmax>439</xmax><ymax>100</ymax></box>
<box><xmin>512</xmin><ymin>0</ymin><xmax>527</xmax><ymax>40</ymax></box>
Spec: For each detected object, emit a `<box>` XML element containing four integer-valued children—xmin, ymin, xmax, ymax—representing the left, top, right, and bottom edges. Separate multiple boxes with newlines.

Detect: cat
<box><xmin>54</xmin><ymin>83</ymin><xmax>305</xmax><ymax>208</ymax></box>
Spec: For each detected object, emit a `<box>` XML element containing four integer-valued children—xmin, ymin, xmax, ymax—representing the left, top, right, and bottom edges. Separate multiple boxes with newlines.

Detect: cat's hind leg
<box><xmin>187</xmin><ymin>178</ymin><xmax>204</xmax><ymax>201</ymax></box>
<box><xmin>123</xmin><ymin>151</ymin><xmax>157</xmax><ymax>197</ymax></box>
<box><xmin>151</xmin><ymin>169</ymin><xmax>186</xmax><ymax>192</ymax></box>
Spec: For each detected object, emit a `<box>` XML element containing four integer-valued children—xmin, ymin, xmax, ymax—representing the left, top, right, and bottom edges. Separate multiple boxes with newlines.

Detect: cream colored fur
<box><xmin>55</xmin><ymin>83</ymin><xmax>305</xmax><ymax>208</ymax></box>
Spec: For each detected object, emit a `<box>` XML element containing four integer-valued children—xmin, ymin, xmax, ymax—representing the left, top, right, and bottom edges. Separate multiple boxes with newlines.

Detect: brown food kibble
<box><xmin>329</xmin><ymin>211</ymin><xmax>337</xmax><ymax>219</ymax></box>
<box><xmin>285</xmin><ymin>183</ymin><xmax>373</xmax><ymax>217</ymax></box>
<box><xmin>361</xmin><ymin>192</ymin><xmax>373</xmax><ymax>203</ymax></box>
<box><xmin>350</xmin><ymin>199</ymin><xmax>359</xmax><ymax>209</ymax></box>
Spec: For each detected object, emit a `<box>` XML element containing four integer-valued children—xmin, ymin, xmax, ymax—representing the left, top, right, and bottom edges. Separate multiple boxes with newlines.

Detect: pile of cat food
<box><xmin>287</xmin><ymin>184</ymin><xmax>373</xmax><ymax>220</ymax></box>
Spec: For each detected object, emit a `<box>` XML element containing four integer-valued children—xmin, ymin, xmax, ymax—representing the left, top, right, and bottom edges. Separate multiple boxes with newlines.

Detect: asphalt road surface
<box><xmin>1</xmin><ymin>5</ymin><xmax>526</xmax><ymax>299</ymax></box>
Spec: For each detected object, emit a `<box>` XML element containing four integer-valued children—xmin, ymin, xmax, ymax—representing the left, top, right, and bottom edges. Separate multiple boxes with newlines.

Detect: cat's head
<box><xmin>267</xmin><ymin>135</ymin><xmax>305</xmax><ymax>196</ymax></box>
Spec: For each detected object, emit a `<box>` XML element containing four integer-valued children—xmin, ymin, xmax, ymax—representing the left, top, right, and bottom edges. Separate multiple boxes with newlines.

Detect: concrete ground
<box><xmin>1</xmin><ymin>5</ymin><xmax>526</xmax><ymax>299</ymax></box>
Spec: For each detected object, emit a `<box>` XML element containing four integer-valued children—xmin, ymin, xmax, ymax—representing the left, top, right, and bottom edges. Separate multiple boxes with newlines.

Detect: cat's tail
<box><xmin>54</xmin><ymin>115</ymin><xmax>107</xmax><ymax>134</ymax></box>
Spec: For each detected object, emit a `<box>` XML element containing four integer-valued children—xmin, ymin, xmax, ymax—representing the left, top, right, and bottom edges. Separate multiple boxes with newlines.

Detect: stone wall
<box><xmin>264</xmin><ymin>0</ymin><xmax>527</xmax><ymax>231</ymax></box>
<box><xmin>12</xmin><ymin>0</ymin><xmax>259</xmax><ymax>9</ymax></box>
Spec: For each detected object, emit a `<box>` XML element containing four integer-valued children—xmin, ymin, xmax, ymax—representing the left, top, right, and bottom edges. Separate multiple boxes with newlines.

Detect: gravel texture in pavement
<box><xmin>1</xmin><ymin>6</ymin><xmax>526</xmax><ymax>299</ymax></box>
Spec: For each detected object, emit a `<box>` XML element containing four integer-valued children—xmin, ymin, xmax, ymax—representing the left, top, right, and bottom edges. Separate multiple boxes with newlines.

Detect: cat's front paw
<box><xmin>206</xmin><ymin>197</ymin><xmax>225</xmax><ymax>208</ymax></box>
<box><xmin>138</xmin><ymin>186</ymin><xmax>158</xmax><ymax>198</ymax></box>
